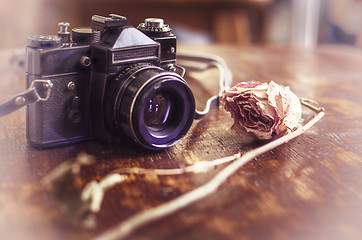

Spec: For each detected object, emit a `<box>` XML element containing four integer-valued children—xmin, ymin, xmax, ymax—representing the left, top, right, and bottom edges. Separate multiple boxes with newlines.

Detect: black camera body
<box><xmin>26</xmin><ymin>14</ymin><xmax>195</xmax><ymax>150</ymax></box>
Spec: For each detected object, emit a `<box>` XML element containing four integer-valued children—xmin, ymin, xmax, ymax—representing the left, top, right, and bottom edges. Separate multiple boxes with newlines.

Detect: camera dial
<box><xmin>138</xmin><ymin>18</ymin><xmax>172</xmax><ymax>36</ymax></box>
<box><xmin>72</xmin><ymin>27</ymin><xmax>100</xmax><ymax>44</ymax></box>
<box><xmin>28</xmin><ymin>35</ymin><xmax>62</xmax><ymax>49</ymax></box>
<box><xmin>146</xmin><ymin>18</ymin><xmax>164</xmax><ymax>29</ymax></box>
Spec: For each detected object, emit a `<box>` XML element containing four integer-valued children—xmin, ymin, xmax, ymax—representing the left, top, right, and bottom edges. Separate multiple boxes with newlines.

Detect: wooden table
<box><xmin>0</xmin><ymin>44</ymin><xmax>362</xmax><ymax>240</ymax></box>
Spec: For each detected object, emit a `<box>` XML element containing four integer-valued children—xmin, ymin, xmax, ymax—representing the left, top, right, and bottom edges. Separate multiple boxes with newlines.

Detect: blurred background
<box><xmin>0</xmin><ymin>0</ymin><xmax>361</xmax><ymax>49</ymax></box>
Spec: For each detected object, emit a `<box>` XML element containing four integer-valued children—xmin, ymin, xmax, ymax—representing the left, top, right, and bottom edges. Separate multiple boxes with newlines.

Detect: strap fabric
<box><xmin>0</xmin><ymin>87</ymin><xmax>41</xmax><ymax>117</ymax></box>
<box><xmin>177</xmin><ymin>52</ymin><xmax>232</xmax><ymax>120</ymax></box>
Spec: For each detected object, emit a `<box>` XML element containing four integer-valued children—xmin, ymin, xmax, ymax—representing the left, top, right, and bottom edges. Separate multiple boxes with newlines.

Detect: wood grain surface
<box><xmin>0</xmin><ymin>44</ymin><xmax>362</xmax><ymax>240</ymax></box>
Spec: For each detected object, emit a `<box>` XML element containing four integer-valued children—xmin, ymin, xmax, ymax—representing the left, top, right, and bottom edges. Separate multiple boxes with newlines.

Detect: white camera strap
<box><xmin>177</xmin><ymin>51</ymin><xmax>232</xmax><ymax>119</ymax></box>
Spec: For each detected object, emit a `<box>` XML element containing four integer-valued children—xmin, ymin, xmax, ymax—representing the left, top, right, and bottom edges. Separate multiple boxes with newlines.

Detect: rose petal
<box><xmin>221</xmin><ymin>80</ymin><xmax>302</xmax><ymax>140</ymax></box>
<box><xmin>281</xmin><ymin>86</ymin><xmax>302</xmax><ymax>130</ymax></box>
<box><xmin>232</xmin><ymin>80</ymin><xmax>262</xmax><ymax>89</ymax></box>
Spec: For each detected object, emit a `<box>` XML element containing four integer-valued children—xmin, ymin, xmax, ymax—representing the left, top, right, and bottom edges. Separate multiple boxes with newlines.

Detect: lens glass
<box><xmin>144</xmin><ymin>92</ymin><xmax>173</xmax><ymax>131</ymax></box>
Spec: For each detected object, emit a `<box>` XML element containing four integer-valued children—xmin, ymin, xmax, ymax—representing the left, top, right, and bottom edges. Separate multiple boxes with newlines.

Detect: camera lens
<box><xmin>104</xmin><ymin>64</ymin><xmax>195</xmax><ymax>150</ymax></box>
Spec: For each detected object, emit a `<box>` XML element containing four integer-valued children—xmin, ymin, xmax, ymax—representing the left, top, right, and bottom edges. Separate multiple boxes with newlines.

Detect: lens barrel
<box><xmin>104</xmin><ymin>64</ymin><xmax>195</xmax><ymax>150</ymax></box>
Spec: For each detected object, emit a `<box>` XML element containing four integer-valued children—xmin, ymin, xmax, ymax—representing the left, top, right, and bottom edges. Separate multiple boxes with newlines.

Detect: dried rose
<box><xmin>221</xmin><ymin>80</ymin><xmax>302</xmax><ymax>140</ymax></box>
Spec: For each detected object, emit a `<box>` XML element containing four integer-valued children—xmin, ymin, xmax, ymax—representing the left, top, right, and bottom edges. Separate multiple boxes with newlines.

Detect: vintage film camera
<box><xmin>26</xmin><ymin>14</ymin><xmax>196</xmax><ymax>150</ymax></box>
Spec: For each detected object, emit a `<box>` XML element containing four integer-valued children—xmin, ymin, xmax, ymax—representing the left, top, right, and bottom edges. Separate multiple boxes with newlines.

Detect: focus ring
<box><xmin>116</xmin><ymin>68</ymin><xmax>164</xmax><ymax>135</ymax></box>
<box><xmin>103</xmin><ymin>65</ymin><xmax>163</xmax><ymax>135</ymax></box>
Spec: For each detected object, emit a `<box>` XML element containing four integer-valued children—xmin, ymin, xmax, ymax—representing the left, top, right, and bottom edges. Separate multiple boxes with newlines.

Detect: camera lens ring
<box><xmin>130</xmin><ymin>76</ymin><xmax>194</xmax><ymax>149</ymax></box>
<box><xmin>104</xmin><ymin>64</ymin><xmax>195</xmax><ymax>150</ymax></box>
<box><xmin>111</xmin><ymin>64</ymin><xmax>158</xmax><ymax>130</ymax></box>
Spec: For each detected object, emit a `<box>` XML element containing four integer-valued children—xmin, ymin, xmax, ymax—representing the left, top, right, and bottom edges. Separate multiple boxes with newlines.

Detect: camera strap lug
<box><xmin>0</xmin><ymin>80</ymin><xmax>53</xmax><ymax>117</ymax></box>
